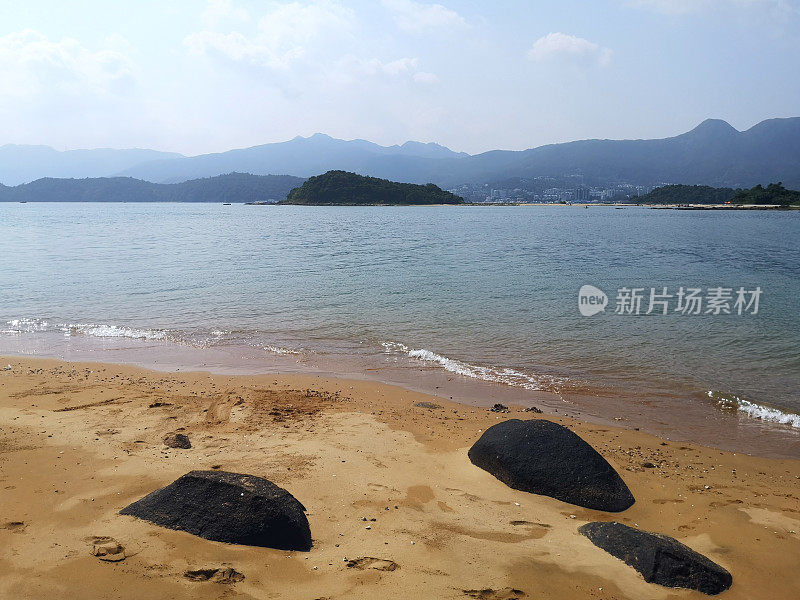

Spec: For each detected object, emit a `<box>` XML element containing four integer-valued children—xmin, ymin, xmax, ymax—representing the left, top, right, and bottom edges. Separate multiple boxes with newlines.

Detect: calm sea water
<box><xmin>1</xmin><ymin>203</ymin><xmax>798</xmax><ymax>434</ymax></box>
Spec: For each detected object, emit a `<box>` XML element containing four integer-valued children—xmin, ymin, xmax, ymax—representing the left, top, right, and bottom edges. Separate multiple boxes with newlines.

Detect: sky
<box><xmin>1</xmin><ymin>0</ymin><xmax>799</xmax><ymax>156</ymax></box>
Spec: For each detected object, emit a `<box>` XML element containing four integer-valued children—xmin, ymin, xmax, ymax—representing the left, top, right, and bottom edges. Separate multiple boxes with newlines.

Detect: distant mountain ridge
<box><xmin>3</xmin><ymin>117</ymin><xmax>799</xmax><ymax>189</ymax></box>
<box><xmin>117</xmin><ymin>133</ymin><xmax>469</xmax><ymax>184</ymax></box>
<box><xmin>0</xmin><ymin>173</ymin><xmax>304</xmax><ymax>203</ymax></box>
<box><xmin>115</xmin><ymin>118</ymin><xmax>800</xmax><ymax>189</ymax></box>
<box><xmin>0</xmin><ymin>145</ymin><xmax>183</xmax><ymax>186</ymax></box>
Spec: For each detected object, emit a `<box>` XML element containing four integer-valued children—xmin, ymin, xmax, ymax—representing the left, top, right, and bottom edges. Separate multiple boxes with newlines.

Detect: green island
<box><xmin>634</xmin><ymin>182</ymin><xmax>800</xmax><ymax>206</ymax></box>
<box><xmin>280</xmin><ymin>170</ymin><xmax>464</xmax><ymax>205</ymax></box>
<box><xmin>0</xmin><ymin>173</ymin><xmax>304</xmax><ymax>203</ymax></box>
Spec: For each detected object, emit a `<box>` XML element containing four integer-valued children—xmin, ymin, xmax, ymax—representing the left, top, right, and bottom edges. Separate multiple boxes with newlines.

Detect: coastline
<box><xmin>1</xmin><ymin>356</ymin><xmax>798</xmax><ymax>599</ymax></box>
<box><xmin>1</xmin><ymin>331</ymin><xmax>799</xmax><ymax>461</ymax></box>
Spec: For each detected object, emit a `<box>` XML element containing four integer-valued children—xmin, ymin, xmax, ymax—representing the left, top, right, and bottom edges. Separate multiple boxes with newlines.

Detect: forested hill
<box><xmin>731</xmin><ymin>182</ymin><xmax>800</xmax><ymax>205</ymax></box>
<box><xmin>280</xmin><ymin>170</ymin><xmax>464</xmax><ymax>205</ymax></box>
<box><xmin>0</xmin><ymin>173</ymin><xmax>305</xmax><ymax>203</ymax></box>
<box><xmin>632</xmin><ymin>185</ymin><xmax>737</xmax><ymax>204</ymax></box>
<box><xmin>633</xmin><ymin>182</ymin><xmax>800</xmax><ymax>206</ymax></box>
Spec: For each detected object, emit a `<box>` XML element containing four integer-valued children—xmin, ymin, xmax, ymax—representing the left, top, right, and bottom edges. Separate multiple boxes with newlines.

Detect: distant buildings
<box><xmin>446</xmin><ymin>177</ymin><xmax>656</xmax><ymax>203</ymax></box>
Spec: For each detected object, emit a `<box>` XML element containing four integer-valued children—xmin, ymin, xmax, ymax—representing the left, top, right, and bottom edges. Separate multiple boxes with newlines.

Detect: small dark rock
<box><xmin>413</xmin><ymin>401</ymin><xmax>442</xmax><ymax>409</ymax></box>
<box><xmin>468</xmin><ymin>419</ymin><xmax>634</xmax><ymax>512</ymax></box>
<box><xmin>579</xmin><ymin>521</ymin><xmax>732</xmax><ymax>595</ymax></box>
<box><xmin>641</xmin><ymin>461</ymin><xmax>656</xmax><ymax>469</ymax></box>
<box><xmin>120</xmin><ymin>470</ymin><xmax>312</xmax><ymax>550</ymax></box>
<box><xmin>490</xmin><ymin>403</ymin><xmax>509</xmax><ymax>413</ymax></box>
<box><xmin>523</xmin><ymin>406</ymin><xmax>543</xmax><ymax>413</ymax></box>
<box><xmin>163</xmin><ymin>433</ymin><xmax>191</xmax><ymax>449</ymax></box>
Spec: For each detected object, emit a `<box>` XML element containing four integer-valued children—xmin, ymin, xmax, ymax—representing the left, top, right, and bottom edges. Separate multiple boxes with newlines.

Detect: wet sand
<box><xmin>1</xmin><ymin>357</ymin><xmax>799</xmax><ymax>599</ymax></box>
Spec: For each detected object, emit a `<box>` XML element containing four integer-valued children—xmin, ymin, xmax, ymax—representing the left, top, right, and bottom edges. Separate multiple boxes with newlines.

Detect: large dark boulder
<box><xmin>120</xmin><ymin>470</ymin><xmax>312</xmax><ymax>550</ymax></box>
<box><xmin>467</xmin><ymin>419</ymin><xmax>634</xmax><ymax>511</ymax></box>
<box><xmin>579</xmin><ymin>521</ymin><xmax>732</xmax><ymax>595</ymax></box>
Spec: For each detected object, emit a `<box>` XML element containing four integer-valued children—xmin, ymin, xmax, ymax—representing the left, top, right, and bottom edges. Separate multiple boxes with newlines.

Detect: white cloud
<box><xmin>201</xmin><ymin>0</ymin><xmax>250</xmax><ymax>27</ymax></box>
<box><xmin>329</xmin><ymin>55</ymin><xmax>437</xmax><ymax>86</ymax></box>
<box><xmin>527</xmin><ymin>32</ymin><xmax>613</xmax><ymax>67</ymax></box>
<box><xmin>413</xmin><ymin>71</ymin><xmax>439</xmax><ymax>84</ymax></box>
<box><xmin>0</xmin><ymin>29</ymin><xmax>136</xmax><ymax>100</ymax></box>
<box><xmin>185</xmin><ymin>1</ymin><xmax>355</xmax><ymax>70</ymax></box>
<box><xmin>382</xmin><ymin>0</ymin><xmax>466</xmax><ymax>33</ymax></box>
<box><xmin>186</xmin><ymin>2</ymin><xmax>437</xmax><ymax>87</ymax></box>
<box><xmin>0</xmin><ymin>29</ymin><xmax>149</xmax><ymax>149</ymax></box>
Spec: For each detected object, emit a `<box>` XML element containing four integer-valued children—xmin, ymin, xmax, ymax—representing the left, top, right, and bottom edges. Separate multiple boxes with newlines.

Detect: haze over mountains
<box><xmin>0</xmin><ymin>145</ymin><xmax>182</xmax><ymax>186</ymax></box>
<box><xmin>2</xmin><ymin>117</ymin><xmax>799</xmax><ymax>190</ymax></box>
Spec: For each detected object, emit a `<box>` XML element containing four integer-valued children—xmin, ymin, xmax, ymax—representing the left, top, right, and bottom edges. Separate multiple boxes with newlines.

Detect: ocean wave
<box><xmin>3</xmin><ymin>318</ymin><xmax>169</xmax><ymax>341</ymax></box>
<box><xmin>382</xmin><ymin>341</ymin><xmax>563</xmax><ymax>391</ymax></box>
<box><xmin>3</xmin><ymin>317</ymin><xmax>52</xmax><ymax>333</ymax></box>
<box><xmin>261</xmin><ymin>344</ymin><xmax>301</xmax><ymax>356</ymax></box>
<box><xmin>708</xmin><ymin>390</ymin><xmax>800</xmax><ymax>429</ymax></box>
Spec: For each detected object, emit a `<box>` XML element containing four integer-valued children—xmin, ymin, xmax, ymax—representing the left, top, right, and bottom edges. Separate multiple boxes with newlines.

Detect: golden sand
<box><xmin>0</xmin><ymin>357</ymin><xmax>798</xmax><ymax>599</ymax></box>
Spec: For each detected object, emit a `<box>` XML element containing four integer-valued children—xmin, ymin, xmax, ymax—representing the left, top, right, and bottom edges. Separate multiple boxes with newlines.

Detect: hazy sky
<box><xmin>1</xmin><ymin>0</ymin><xmax>799</xmax><ymax>155</ymax></box>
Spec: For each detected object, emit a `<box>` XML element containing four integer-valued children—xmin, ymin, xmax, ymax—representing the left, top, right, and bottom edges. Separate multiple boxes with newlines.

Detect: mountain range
<box><xmin>2</xmin><ymin>117</ymin><xmax>799</xmax><ymax>189</ymax></box>
<box><xmin>0</xmin><ymin>145</ymin><xmax>182</xmax><ymax>186</ymax></box>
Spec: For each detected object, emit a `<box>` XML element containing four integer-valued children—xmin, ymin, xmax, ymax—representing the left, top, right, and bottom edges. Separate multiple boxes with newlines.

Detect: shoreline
<box><xmin>1</xmin><ymin>333</ymin><xmax>799</xmax><ymax>461</ymax></box>
<box><xmin>0</xmin><ymin>356</ymin><xmax>798</xmax><ymax>599</ymax></box>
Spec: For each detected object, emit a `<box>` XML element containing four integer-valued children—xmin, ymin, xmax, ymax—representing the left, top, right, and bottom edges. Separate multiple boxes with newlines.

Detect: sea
<box><xmin>1</xmin><ymin>202</ymin><xmax>798</xmax><ymax>456</ymax></box>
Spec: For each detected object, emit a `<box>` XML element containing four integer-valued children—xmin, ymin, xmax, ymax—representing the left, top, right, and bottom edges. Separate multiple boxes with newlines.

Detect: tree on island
<box><xmin>280</xmin><ymin>170</ymin><xmax>464</xmax><ymax>205</ymax></box>
<box><xmin>730</xmin><ymin>182</ymin><xmax>800</xmax><ymax>206</ymax></box>
<box><xmin>634</xmin><ymin>182</ymin><xmax>800</xmax><ymax>206</ymax></box>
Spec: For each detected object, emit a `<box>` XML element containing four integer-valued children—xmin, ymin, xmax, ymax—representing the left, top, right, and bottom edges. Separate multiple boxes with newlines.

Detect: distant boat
<box><xmin>19</xmin><ymin>201</ymin><xmax>27</xmax><ymax>204</ymax></box>
<box><xmin>223</xmin><ymin>203</ymin><xmax>232</xmax><ymax>205</ymax></box>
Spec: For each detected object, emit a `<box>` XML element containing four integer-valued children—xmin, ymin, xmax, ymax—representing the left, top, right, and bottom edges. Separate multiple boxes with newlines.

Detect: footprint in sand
<box><xmin>2</xmin><ymin>521</ymin><xmax>27</xmax><ymax>533</ymax></box>
<box><xmin>88</xmin><ymin>536</ymin><xmax>126</xmax><ymax>562</ymax></box>
<box><xmin>346</xmin><ymin>557</ymin><xmax>399</xmax><ymax>572</ymax></box>
<box><xmin>184</xmin><ymin>567</ymin><xmax>245</xmax><ymax>584</ymax></box>
<box><xmin>462</xmin><ymin>588</ymin><xmax>526</xmax><ymax>600</ymax></box>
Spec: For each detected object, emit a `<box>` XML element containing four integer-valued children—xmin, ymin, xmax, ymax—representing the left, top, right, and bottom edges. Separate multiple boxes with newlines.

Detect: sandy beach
<box><xmin>0</xmin><ymin>356</ymin><xmax>798</xmax><ymax>599</ymax></box>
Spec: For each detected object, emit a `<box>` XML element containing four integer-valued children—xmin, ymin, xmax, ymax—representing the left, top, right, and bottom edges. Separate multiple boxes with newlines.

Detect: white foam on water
<box><xmin>3</xmin><ymin>318</ymin><xmax>169</xmax><ymax>341</ymax></box>
<box><xmin>73</xmin><ymin>324</ymin><xmax>169</xmax><ymax>340</ymax></box>
<box><xmin>708</xmin><ymin>390</ymin><xmax>800</xmax><ymax>429</ymax></box>
<box><xmin>262</xmin><ymin>344</ymin><xmax>301</xmax><ymax>356</ymax></box>
<box><xmin>3</xmin><ymin>318</ymin><xmax>51</xmax><ymax>333</ymax></box>
<box><xmin>382</xmin><ymin>341</ymin><xmax>563</xmax><ymax>391</ymax></box>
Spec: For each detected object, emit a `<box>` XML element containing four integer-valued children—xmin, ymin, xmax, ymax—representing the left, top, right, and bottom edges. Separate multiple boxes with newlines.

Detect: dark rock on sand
<box><xmin>163</xmin><ymin>433</ymin><xmax>191</xmax><ymax>449</ymax></box>
<box><xmin>490</xmin><ymin>403</ymin><xmax>509</xmax><ymax>413</ymax></box>
<box><xmin>120</xmin><ymin>470</ymin><xmax>312</xmax><ymax>550</ymax></box>
<box><xmin>579</xmin><ymin>521</ymin><xmax>732</xmax><ymax>594</ymax></box>
<box><xmin>413</xmin><ymin>401</ymin><xmax>442</xmax><ymax>409</ymax></box>
<box><xmin>523</xmin><ymin>406</ymin><xmax>542</xmax><ymax>413</ymax></box>
<box><xmin>468</xmin><ymin>419</ymin><xmax>634</xmax><ymax>512</ymax></box>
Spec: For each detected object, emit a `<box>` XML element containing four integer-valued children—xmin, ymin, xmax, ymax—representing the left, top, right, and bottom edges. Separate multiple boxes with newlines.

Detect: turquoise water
<box><xmin>1</xmin><ymin>203</ymin><xmax>798</xmax><ymax>431</ymax></box>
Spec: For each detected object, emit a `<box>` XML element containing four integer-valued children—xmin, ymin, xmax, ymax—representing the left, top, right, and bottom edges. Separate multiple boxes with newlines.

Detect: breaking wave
<box><xmin>709</xmin><ymin>390</ymin><xmax>800</xmax><ymax>429</ymax></box>
<box><xmin>382</xmin><ymin>341</ymin><xmax>564</xmax><ymax>391</ymax></box>
<box><xmin>4</xmin><ymin>317</ymin><xmax>170</xmax><ymax>341</ymax></box>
